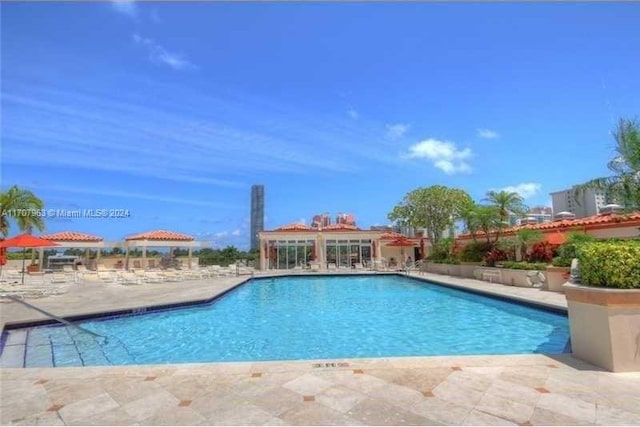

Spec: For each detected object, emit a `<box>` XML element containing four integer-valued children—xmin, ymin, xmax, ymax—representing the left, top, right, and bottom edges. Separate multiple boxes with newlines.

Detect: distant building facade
<box><xmin>509</xmin><ymin>206</ymin><xmax>553</xmax><ymax>226</ymax></box>
<box><xmin>311</xmin><ymin>213</ymin><xmax>331</xmax><ymax>228</ymax></box>
<box><xmin>550</xmin><ymin>185</ymin><xmax>608</xmax><ymax>218</ymax></box>
<box><xmin>250</xmin><ymin>185</ymin><xmax>265</xmax><ymax>251</ymax></box>
<box><xmin>336</xmin><ymin>213</ymin><xmax>356</xmax><ymax>226</ymax></box>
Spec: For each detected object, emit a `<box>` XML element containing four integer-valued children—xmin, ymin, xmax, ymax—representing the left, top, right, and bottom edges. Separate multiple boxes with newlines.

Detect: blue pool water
<box><xmin>10</xmin><ymin>275</ymin><xmax>569</xmax><ymax>367</ymax></box>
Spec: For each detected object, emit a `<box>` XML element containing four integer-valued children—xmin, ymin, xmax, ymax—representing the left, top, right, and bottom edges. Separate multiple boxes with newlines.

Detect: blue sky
<box><xmin>2</xmin><ymin>2</ymin><xmax>639</xmax><ymax>249</ymax></box>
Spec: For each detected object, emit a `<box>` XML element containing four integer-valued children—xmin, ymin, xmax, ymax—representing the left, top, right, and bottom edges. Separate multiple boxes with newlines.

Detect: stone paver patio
<box><xmin>1</xmin><ymin>271</ymin><xmax>639</xmax><ymax>425</ymax></box>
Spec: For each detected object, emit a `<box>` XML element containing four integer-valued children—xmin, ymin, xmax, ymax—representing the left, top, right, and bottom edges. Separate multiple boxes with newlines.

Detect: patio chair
<box><xmin>327</xmin><ymin>263</ymin><xmax>337</xmax><ymax>271</ymax></box>
<box><xmin>133</xmin><ymin>260</ymin><xmax>142</xmax><ymax>269</ymax></box>
<box><xmin>1</xmin><ymin>269</ymin><xmax>22</xmax><ymax>282</ymax></box>
<box><xmin>353</xmin><ymin>263</ymin><xmax>365</xmax><ymax>271</ymax></box>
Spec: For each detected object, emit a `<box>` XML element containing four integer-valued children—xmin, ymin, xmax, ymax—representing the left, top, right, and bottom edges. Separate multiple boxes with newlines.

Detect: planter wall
<box><xmin>499</xmin><ymin>269</ymin><xmax>537</xmax><ymax>287</ymax></box>
<box><xmin>459</xmin><ymin>262</ymin><xmax>482</xmax><ymax>279</ymax></box>
<box><xmin>427</xmin><ymin>263</ymin><xmax>461</xmax><ymax>276</ymax></box>
<box><xmin>545</xmin><ymin>266</ymin><xmax>570</xmax><ymax>293</ymax></box>
<box><xmin>564</xmin><ymin>284</ymin><xmax>640</xmax><ymax>372</ymax></box>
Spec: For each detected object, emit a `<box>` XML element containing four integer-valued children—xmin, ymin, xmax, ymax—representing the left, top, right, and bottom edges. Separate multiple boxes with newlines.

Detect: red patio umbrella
<box><xmin>0</xmin><ymin>234</ymin><xmax>59</xmax><ymax>285</ymax></box>
<box><xmin>386</xmin><ymin>236</ymin><xmax>418</xmax><ymax>266</ymax></box>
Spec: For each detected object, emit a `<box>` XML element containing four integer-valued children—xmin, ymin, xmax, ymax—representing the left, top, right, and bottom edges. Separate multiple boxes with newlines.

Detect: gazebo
<box><xmin>38</xmin><ymin>231</ymin><xmax>107</xmax><ymax>270</ymax></box>
<box><xmin>124</xmin><ymin>230</ymin><xmax>199</xmax><ymax>270</ymax></box>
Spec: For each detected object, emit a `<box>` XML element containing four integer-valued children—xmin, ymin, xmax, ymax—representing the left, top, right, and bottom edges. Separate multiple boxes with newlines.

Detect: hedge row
<box><xmin>578</xmin><ymin>241</ymin><xmax>640</xmax><ymax>289</ymax></box>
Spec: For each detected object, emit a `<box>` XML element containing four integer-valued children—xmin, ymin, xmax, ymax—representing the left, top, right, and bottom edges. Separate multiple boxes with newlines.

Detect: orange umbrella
<box><xmin>546</xmin><ymin>231</ymin><xmax>567</xmax><ymax>246</ymax></box>
<box><xmin>0</xmin><ymin>234</ymin><xmax>59</xmax><ymax>285</ymax></box>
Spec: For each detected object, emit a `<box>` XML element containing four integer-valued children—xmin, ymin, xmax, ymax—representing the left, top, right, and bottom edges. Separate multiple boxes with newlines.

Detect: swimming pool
<box><xmin>3</xmin><ymin>275</ymin><xmax>570</xmax><ymax>367</ymax></box>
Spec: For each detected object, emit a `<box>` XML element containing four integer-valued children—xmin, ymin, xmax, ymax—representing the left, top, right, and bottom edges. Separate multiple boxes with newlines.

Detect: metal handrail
<box><xmin>3</xmin><ymin>295</ymin><xmax>105</xmax><ymax>339</ymax></box>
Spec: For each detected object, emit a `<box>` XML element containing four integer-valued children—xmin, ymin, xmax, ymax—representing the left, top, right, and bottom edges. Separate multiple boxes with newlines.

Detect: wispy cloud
<box><xmin>498</xmin><ymin>182</ymin><xmax>541</xmax><ymax>199</ymax></box>
<box><xmin>111</xmin><ymin>0</ymin><xmax>137</xmax><ymax>18</ymax></box>
<box><xmin>477</xmin><ymin>128</ymin><xmax>500</xmax><ymax>139</ymax></box>
<box><xmin>149</xmin><ymin>9</ymin><xmax>162</xmax><ymax>24</ymax></box>
<box><xmin>347</xmin><ymin>108</ymin><xmax>359</xmax><ymax>119</ymax></box>
<box><xmin>385</xmin><ymin>123</ymin><xmax>410</xmax><ymax>140</ymax></box>
<box><xmin>231</xmin><ymin>229</ymin><xmax>241</xmax><ymax>236</ymax></box>
<box><xmin>404</xmin><ymin>138</ymin><xmax>472</xmax><ymax>174</ymax></box>
<box><xmin>33</xmin><ymin>184</ymin><xmax>236</xmax><ymax>209</ymax></box>
<box><xmin>1</xmin><ymin>81</ymin><xmax>375</xmax><ymax>186</ymax></box>
<box><xmin>132</xmin><ymin>34</ymin><xmax>196</xmax><ymax>71</ymax></box>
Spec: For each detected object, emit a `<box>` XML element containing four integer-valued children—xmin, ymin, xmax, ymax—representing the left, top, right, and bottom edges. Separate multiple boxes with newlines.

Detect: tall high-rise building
<box><xmin>550</xmin><ymin>185</ymin><xmax>608</xmax><ymax>218</ymax></box>
<box><xmin>335</xmin><ymin>213</ymin><xmax>356</xmax><ymax>226</ymax></box>
<box><xmin>312</xmin><ymin>213</ymin><xmax>331</xmax><ymax>228</ymax></box>
<box><xmin>250</xmin><ymin>185</ymin><xmax>264</xmax><ymax>250</ymax></box>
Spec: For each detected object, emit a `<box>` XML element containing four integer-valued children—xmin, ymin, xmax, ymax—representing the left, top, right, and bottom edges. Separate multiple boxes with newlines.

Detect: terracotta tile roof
<box><xmin>458</xmin><ymin>211</ymin><xmax>640</xmax><ymax>239</ymax></box>
<box><xmin>274</xmin><ymin>223</ymin><xmax>314</xmax><ymax>231</ymax></box>
<box><xmin>39</xmin><ymin>231</ymin><xmax>103</xmax><ymax>242</ymax></box>
<box><xmin>125</xmin><ymin>230</ymin><xmax>194</xmax><ymax>241</ymax></box>
<box><xmin>321</xmin><ymin>223</ymin><xmax>360</xmax><ymax>231</ymax></box>
<box><xmin>379</xmin><ymin>231</ymin><xmax>406</xmax><ymax>240</ymax></box>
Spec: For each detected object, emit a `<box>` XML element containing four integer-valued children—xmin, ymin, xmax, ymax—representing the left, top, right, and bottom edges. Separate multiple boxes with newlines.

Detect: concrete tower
<box><xmin>250</xmin><ymin>185</ymin><xmax>265</xmax><ymax>250</ymax></box>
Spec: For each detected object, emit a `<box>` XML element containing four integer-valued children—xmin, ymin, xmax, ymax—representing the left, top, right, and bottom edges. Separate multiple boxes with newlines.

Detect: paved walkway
<box><xmin>1</xmin><ymin>272</ymin><xmax>639</xmax><ymax>425</ymax></box>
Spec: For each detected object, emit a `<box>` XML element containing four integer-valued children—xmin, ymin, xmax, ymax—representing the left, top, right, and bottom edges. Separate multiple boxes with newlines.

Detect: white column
<box><xmin>259</xmin><ymin>239</ymin><xmax>267</xmax><ymax>270</ymax></box>
<box><xmin>188</xmin><ymin>247</ymin><xmax>193</xmax><ymax>269</ymax></box>
<box><xmin>142</xmin><ymin>245</ymin><xmax>147</xmax><ymax>269</ymax></box>
<box><xmin>38</xmin><ymin>248</ymin><xmax>44</xmax><ymax>271</ymax></box>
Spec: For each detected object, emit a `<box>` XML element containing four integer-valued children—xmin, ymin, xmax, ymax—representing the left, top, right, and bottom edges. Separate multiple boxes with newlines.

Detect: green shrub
<box><xmin>554</xmin><ymin>232</ymin><xmax>597</xmax><ymax>267</ymax></box>
<box><xmin>578</xmin><ymin>241</ymin><xmax>640</xmax><ymax>289</ymax></box>
<box><xmin>429</xmin><ymin>238</ymin><xmax>455</xmax><ymax>262</ymax></box>
<box><xmin>459</xmin><ymin>241</ymin><xmax>493</xmax><ymax>262</ymax></box>
<box><xmin>501</xmin><ymin>261</ymin><xmax>548</xmax><ymax>270</ymax></box>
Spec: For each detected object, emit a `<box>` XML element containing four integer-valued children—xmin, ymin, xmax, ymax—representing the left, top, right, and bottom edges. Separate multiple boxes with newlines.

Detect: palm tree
<box><xmin>0</xmin><ymin>185</ymin><xmax>45</xmax><ymax>237</ymax></box>
<box><xmin>484</xmin><ymin>190</ymin><xmax>527</xmax><ymax>224</ymax></box>
<box><xmin>574</xmin><ymin>118</ymin><xmax>640</xmax><ymax>211</ymax></box>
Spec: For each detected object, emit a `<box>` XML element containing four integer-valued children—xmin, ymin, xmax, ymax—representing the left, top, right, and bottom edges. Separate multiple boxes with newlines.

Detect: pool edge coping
<box><xmin>1</xmin><ymin>272</ymin><xmax>569</xmax><ymax>367</ymax></box>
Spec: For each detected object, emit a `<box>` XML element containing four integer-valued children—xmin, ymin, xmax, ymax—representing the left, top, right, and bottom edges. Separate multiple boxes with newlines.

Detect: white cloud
<box><xmin>298</xmin><ymin>218</ymin><xmax>307</xmax><ymax>225</ymax></box>
<box><xmin>111</xmin><ymin>0</ymin><xmax>137</xmax><ymax>17</ymax></box>
<box><xmin>150</xmin><ymin>9</ymin><xmax>162</xmax><ymax>24</ymax></box>
<box><xmin>215</xmin><ymin>231</ymin><xmax>228</xmax><ymax>238</ymax></box>
<box><xmin>231</xmin><ymin>229</ymin><xmax>241</xmax><ymax>236</ymax></box>
<box><xmin>404</xmin><ymin>138</ymin><xmax>472</xmax><ymax>174</ymax></box>
<box><xmin>347</xmin><ymin>108</ymin><xmax>359</xmax><ymax>119</ymax></box>
<box><xmin>477</xmin><ymin>128</ymin><xmax>500</xmax><ymax>139</ymax></box>
<box><xmin>132</xmin><ymin>34</ymin><xmax>196</xmax><ymax>71</ymax></box>
<box><xmin>499</xmin><ymin>182</ymin><xmax>541</xmax><ymax>199</ymax></box>
<box><xmin>385</xmin><ymin>123</ymin><xmax>410</xmax><ymax>140</ymax></box>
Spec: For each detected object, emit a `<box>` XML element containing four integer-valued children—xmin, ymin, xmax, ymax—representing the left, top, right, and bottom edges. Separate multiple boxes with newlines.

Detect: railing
<box><xmin>2</xmin><ymin>295</ymin><xmax>105</xmax><ymax>339</ymax></box>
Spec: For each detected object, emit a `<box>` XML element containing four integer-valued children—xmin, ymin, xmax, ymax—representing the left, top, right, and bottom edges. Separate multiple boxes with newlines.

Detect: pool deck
<box><xmin>1</xmin><ymin>272</ymin><xmax>639</xmax><ymax>425</ymax></box>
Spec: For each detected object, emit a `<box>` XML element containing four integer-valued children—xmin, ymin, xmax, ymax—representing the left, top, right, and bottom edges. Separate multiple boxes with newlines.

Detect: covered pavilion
<box><xmin>38</xmin><ymin>231</ymin><xmax>109</xmax><ymax>270</ymax></box>
<box><xmin>124</xmin><ymin>230</ymin><xmax>199</xmax><ymax>270</ymax></box>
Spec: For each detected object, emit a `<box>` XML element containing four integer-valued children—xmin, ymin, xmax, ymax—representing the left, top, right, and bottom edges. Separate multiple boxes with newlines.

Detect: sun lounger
<box><xmin>1</xmin><ymin>269</ymin><xmax>22</xmax><ymax>282</ymax></box>
<box><xmin>97</xmin><ymin>271</ymin><xmax>119</xmax><ymax>283</ymax></box>
<box><xmin>50</xmin><ymin>272</ymin><xmax>69</xmax><ymax>284</ymax></box>
<box><xmin>143</xmin><ymin>271</ymin><xmax>164</xmax><ymax>283</ymax></box>
<box><xmin>117</xmin><ymin>271</ymin><xmax>143</xmax><ymax>285</ymax></box>
<box><xmin>161</xmin><ymin>270</ymin><xmax>182</xmax><ymax>281</ymax></box>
